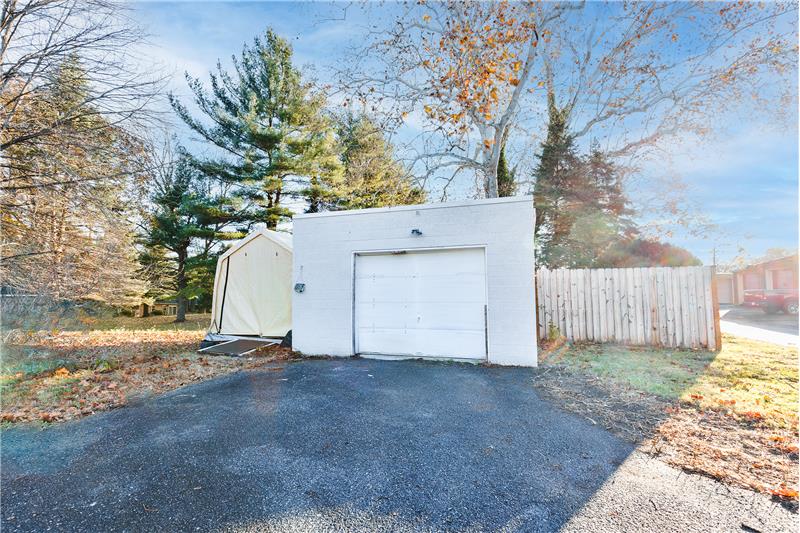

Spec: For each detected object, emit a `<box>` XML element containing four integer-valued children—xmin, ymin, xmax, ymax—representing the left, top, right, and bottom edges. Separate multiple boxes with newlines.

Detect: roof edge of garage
<box><xmin>293</xmin><ymin>196</ymin><xmax>533</xmax><ymax>220</ymax></box>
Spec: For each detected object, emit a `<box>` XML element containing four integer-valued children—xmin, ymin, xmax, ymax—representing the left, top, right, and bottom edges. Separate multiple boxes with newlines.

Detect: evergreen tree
<box><xmin>496</xmin><ymin>144</ymin><xmax>517</xmax><ymax>197</ymax></box>
<box><xmin>143</xmin><ymin>158</ymin><xmax>242</xmax><ymax>322</ymax></box>
<box><xmin>532</xmin><ymin>93</ymin><xmax>588</xmax><ymax>267</ymax></box>
<box><xmin>170</xmin><ymin>29</ymin><xmax>342</xmax><ymax>228</ymax></box>
<box><xmin>327</xmin><ymin>113</ymin><xmax>425</xmax><ymax>210</ymax></box>
<box><xmin>562</xmin><ymin>142</ymin><xmax>638</xmax><ymax>267</ymax></box>
<box><xmin>533</xmin><ymin>96</ymin><xmax>644</xmax><ymax>268</ymax></box>
<box><xmin>584</xmin><ymin>141</ymin><xmax>635</xmax><ymax>238</ymax></box>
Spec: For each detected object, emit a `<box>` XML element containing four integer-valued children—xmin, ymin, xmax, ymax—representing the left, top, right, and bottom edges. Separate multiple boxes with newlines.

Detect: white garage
<box><xmin>292</xmin><ymin>197</ymin><xmax>537</xmax><ymax>366</ymax></box>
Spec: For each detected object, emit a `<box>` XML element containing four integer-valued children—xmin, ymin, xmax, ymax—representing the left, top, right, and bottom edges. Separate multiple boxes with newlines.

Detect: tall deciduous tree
<box><xmin>170</xmin><ymin>29</ymin><xmax>342</xmax><ymax>229</ymax></box>
<box><xmin>341</xmin><ymin>1</ymin><xmax>577</xmax><ymax>197</ymax></box>
<box><xmin>1</xmin><ymin>0</ymin><xmax>164</xmax><ymax>184</ymax></box>
<box><xmin>1</xmin><ymin>56</ymin><xmax>145</xmax><ymax>303</ymax></box>
<box><xmin>341</xmin><ymin>1</ymin><xmax>796</xmax><ymax>199</ymax></box>
<box><xmin>1</xmin><ymin>0</ymin><xmax>163</xmax><ymax>309</ymax></box>
<box><xmin>540</xmin><ymin>2</ymin><xmax>797</xmax><ymax>158</ymax></box>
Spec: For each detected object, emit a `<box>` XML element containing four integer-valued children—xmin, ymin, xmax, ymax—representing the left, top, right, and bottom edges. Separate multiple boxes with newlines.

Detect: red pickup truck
<box><xmin>743</xmin><ymin>289</ymin><xmax>799</xmax><ymax>315</ymax></box>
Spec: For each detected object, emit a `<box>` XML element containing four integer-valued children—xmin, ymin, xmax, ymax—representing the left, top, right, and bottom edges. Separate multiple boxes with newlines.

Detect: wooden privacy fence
<box><xmin>536</xmin><ymin>266</ymin><xmax>721</xmax><ymax>350</ymax></box>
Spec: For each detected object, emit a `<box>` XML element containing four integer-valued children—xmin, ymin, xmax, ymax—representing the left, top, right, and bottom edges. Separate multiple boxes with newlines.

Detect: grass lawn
<box><xmin>544</xmin><ymin>335</ymin><xmax>798</xmax><ymax>429</ymax></box>
<box><xmin>71</xmin><ymin>313</ymin><xmax>213</xmax><ymax>332</ymax></box>
<box><xmin>1</xmin><ymin>315</ymin><xmax>291</xmax><ymax>425</ymax></box>
<box><xmin>537</xmin><ymin>334</ymin><xmax>799</xmax><ymax>503</ymax></box>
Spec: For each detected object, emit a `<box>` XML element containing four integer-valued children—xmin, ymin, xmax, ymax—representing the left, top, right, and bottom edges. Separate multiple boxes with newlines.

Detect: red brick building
<box><xmin>730</xmin><ymin>254</ymin><xmax>798</xmax><ymax>305</ymax></box>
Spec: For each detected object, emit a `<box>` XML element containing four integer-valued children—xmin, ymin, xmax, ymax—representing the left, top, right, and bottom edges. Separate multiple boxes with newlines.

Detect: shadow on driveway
<box><xmin>1</xmin><ymin>359</ymin><xmax>793</xmax><ymax>532</ymax></box>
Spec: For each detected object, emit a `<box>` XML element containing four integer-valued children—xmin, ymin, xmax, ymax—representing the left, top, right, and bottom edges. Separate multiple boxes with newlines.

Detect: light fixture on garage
<box><xmin>411</xmin><ymin>228</ymin><xmax>423</xmax><ymax>236</ymax></box>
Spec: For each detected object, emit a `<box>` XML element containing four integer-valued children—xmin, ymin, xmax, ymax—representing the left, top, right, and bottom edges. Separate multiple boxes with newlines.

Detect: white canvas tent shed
<box><xmin>208</xmin><ymin>229</ymin><xmax>292</xmax><ymax>338</ymax></box>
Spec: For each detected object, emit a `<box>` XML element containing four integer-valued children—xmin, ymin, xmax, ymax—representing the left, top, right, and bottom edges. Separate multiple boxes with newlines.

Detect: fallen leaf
<box><xmin>769</xmin><ymin>485</ymin><xmax>799</xmax><ymax>499</ymax></box>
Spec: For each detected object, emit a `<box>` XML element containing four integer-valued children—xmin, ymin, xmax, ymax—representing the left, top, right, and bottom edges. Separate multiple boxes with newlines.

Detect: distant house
<box><xmin>134</xmin><ymin>300</ymin><xmax>178</xmax><ymax>317</ymax></box>
<box><xmin>726</xmin><ymin>255</ymin><xmax>798</xmax><ymax>305</ymax></box>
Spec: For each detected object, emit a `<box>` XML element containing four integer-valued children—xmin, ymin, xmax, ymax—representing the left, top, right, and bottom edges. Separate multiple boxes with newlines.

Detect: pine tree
<box><xmin>170</xmin><ymin>29</ymin><xmax>342</xmax><ymax>229</ymax></box>
<box><xmin>532</xmin><ymin>93</ymin><xmax>587</xmax><ymax>267</ymax></box>
<box><xmin>327</xmin><ymin>113</ymin><xmax>425</xmax><ymax>210</ymax></box>
<box><xmin>533</xmin><ymin>94</ymin><xmax>646</xmax><ymax>267</ymax></box>
<box><xmin>585</xmin><ymin>141</ymin><xmax>635</xmax><ymax>238</ymax></box>
<box><xmin>144</xmin><ymin>158</ymin><xmax>242</xmax><ymax>322</ymax></box>
<box><xmin>496</xmin><ymin>144</ymin><xmax>517</xmax><ymax>197</ymax></box>
<box><xmin>561</xmin><ymin>142</ymin><xmax>638</xmax><ymax>267</ymax></box>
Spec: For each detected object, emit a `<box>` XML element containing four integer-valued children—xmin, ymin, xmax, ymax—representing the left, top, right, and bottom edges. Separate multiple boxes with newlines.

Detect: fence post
<box><xmin>710</xmin><ymin>266</ymin><xmax>722</xmax><ymax>351</ymax></box>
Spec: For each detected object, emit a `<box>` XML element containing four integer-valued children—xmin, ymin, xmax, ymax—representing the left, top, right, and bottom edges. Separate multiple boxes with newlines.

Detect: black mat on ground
<box><xmin>200</xmin><ymin>339</ymin><xmax>275</xmax><ymax>356</ymax></box>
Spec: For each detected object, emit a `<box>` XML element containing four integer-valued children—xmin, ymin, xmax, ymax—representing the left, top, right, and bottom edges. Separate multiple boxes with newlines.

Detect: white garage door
<box><xmin>716</xmin><ymin>277</ymin><xmax>733</xmax><ymax>304</ymax></box>
<box><xmin>354</xmin><ymin>247</ymin><xmax>487</xmax><ymax>359</ymax></box>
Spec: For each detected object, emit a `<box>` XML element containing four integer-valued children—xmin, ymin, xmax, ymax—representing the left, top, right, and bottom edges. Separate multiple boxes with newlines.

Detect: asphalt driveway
<box><xmin>720</xmin><ymin>305</ymin><xmax>799</xmax><ymax>345</ymax></box>
<box><xmin>1</xmin><ymin>359</ymin><xmax>793</xmax><ymax>532</ymax></box>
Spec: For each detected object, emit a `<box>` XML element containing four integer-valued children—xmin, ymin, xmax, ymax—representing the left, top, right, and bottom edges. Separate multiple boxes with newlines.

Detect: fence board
<box><xmin>576</xmin><ymin>269</ymin><xmax>586</xmax><ymax>341</ymax></box>
<box><xmin>679</xmin><ymin>268</ymin><xmax>692</xmax><ymax>347</ymax></box>
<box><xmin>561</xmin><ymin>269</ymin><xmax>570</xmax><ymax>340</ymax></box>
<box><xmin>627</xmin><ymin>268</ymin><xmax>637</xmax><ymax>344</ymax></box>
<box><xmin>655</xmin><ymin>268</ymin><xmax>667</xmax><ymax>346</ymax></box>
<box><xmin>611</xmin><ymin>269</ymin><xmax>622</xmax><ymax>342</ymax></box>
<box><xmin>540</xmin><ymin>268</ymin><xmax>549</xmax><ymax>339</ymax></box>
<box><xmin>591</xmin><ymin>269</ymin><xmax>601</xmax><ymax>341</ymax></box>
<box><xmin>551</xmin><ymin>268</ymin><xmax>560</xmax><ymax>339</ymax></box>
<box><xmin>599</xmin><ymin>269</ymin><xmax>607</xmax><ymax>341</ymax></box>
<box><xmin>618</xmin><ymin>269</ymin><xmax>627</xmax><ymax>342</ymax></box>
<box><xmin>671</xmin><ymin>268</ymin><xmax>683</xmax><ymax>347</ymax></box>
<box><xmin>640</xmin><ymin>268</ymin><xmax>651</xmax><ymax>344</ymax></box>
<box><xmin>536</xmin><ymin>266</ymin><xmax>719</xmax><ymax>350</ymax></box>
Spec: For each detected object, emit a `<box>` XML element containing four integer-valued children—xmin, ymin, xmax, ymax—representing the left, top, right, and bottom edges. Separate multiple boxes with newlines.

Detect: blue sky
<box><xmin>132</xmin><ymin>1</ymin><xmax>799</xmax><ymax>265</ymax></box>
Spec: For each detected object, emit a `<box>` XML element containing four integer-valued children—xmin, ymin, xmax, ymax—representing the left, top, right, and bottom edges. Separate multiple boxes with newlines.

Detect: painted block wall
<box><xmin>291</xmin><ymin>197</ymin><xmax>537</xmax><ymax>366</ymax></box>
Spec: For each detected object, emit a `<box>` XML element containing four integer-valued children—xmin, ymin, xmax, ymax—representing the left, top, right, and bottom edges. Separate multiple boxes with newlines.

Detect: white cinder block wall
<box><xmin>291</xmin><ymin>197</ymin><xmax>537</xmax><ymax>366</ymax></box>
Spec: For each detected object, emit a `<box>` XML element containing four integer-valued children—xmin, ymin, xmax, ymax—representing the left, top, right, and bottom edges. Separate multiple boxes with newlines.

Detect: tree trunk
<box><xmin>175</xmin><ymin>248</ymin><xmax>187</xmax><ymax>323</ymax></box>
<box><xmin>484</xmin><ymin>161</ymin><xmax>499</xmax><ymax>198</ymax></box>
<box><xmin>483</xmin><ymin>139</ymin><xmax>501</xmax><ymax>198</ymax></box>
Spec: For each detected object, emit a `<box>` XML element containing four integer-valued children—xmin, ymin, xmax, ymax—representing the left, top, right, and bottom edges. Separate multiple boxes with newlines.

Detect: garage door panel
<box><xmin>355</xmin><ymin>248</ymin><xmax>487</xmax><ymax>359</ymax></box>
<box><xmin>356</xmin><ymin>302</ymin><xmax>485</xmax><ymax>330</ymax></box>
<box><xmin>357</xmin><ymin>328</ymin><xmax>485</xmax><ymax>358</ymax></box>
<box><xmin>412</xmin><ymin>275</ymin><xmax>485</xmax><ymax>302</ymax></box>
<box><xmin>357</xmin><ymin>276</ymin><xmax>485</xmax><ymax>303</ymax></box>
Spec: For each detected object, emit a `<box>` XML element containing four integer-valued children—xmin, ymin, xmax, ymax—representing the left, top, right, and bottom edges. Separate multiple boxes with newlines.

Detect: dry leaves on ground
<box><xmin>643</xmin><ymin>407</ymin><xmax>798</xmax><ymax>499</ymax></box>
<box><xmin>532</xmin><ymin>364</ymin><xmax>799</xmax><ymax>509</ymax></box>
<box><xmin>1</xmin><ymin>329</ymin><xmax>297</xmax><ymax>424</ymax></box>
